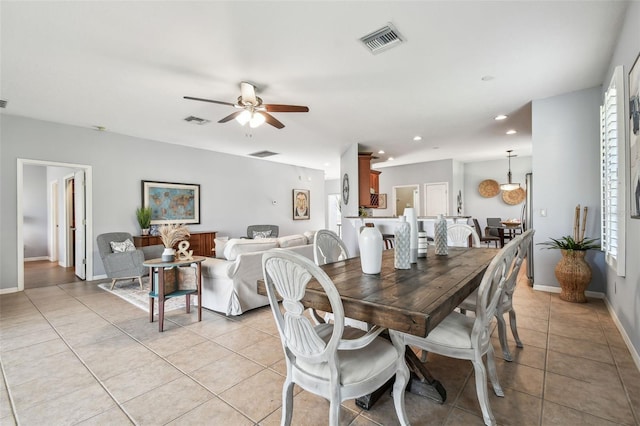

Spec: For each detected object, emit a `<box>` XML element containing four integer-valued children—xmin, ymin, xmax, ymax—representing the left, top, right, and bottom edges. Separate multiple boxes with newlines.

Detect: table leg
<box><xmin>158</xmin><ymin>267</ymin><xmax>165</xmax><ymax>332</ymax></box>
<box><xmin>405</xmin><ymin>347</ymin><xmax>447</xmax><ymax>403</ymax></box>
<box><xmin>149</xmin><ymin>267</ymin><xmax>154</xmax><ymax>323</ymax></box>
<box><xmin>197</xmin><ymin>262</ymin><xmax>202</xmax><ymax>322</ymax></box>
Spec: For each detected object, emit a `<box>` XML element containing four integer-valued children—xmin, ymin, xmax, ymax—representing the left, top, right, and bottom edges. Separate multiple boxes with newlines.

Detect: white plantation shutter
<box><xmin>600</xmin><ymin>66</ymin><xmax>626</xmax><ymax>276</ymax></box>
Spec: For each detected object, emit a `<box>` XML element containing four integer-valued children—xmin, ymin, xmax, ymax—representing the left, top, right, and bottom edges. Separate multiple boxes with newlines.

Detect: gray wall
<box><xmin>464</xmin><ymin>156</ymin><xmax>532</xmax><ymax>230</ymax></box>
<box><xmin>1</xmin><ymin>115</ymin><xmax>326</xmax><ymax>289</ymax></box>
<box><xmin>532</xmin><ymin>87</ymin><xmax>605</xmax><ymax>294</ymax></box>
<box><xmin>22</xmin><ymin>165</ymin><xmax>48</xmax><ymax>258</ymax></box>
<box><xmin>601</xmin><ymin>1</ymin><xmax>640</xmax><ymax>362</ymax></box>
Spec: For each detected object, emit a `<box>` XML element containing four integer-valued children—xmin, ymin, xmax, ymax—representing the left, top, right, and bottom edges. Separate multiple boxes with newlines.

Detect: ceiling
<box><xmin>0</xmin><ymin>1</ymin><xmax>629</xmax><ymax>179</ymax></box>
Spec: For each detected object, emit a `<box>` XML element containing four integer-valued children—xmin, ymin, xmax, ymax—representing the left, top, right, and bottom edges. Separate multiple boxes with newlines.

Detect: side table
<box><xmin>143</xmin><ymin>256</ymin><xmax>206</xmax><ymax>332</ymax></box>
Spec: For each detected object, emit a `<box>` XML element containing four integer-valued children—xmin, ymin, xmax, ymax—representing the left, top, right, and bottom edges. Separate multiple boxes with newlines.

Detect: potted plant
<box><xmin>158</xmin><ymin>224</ymin><xmax>190</xmax><ymax>262</ymax></box>
<box><xmin>538</xmin><ymin>205</ymin><xmax>600</xmax><ymax>303</ymax></box>
<box><xmin>135</xmin><ymin>207</ymin><xmax>152</xmax><ymax>235</ymax></box>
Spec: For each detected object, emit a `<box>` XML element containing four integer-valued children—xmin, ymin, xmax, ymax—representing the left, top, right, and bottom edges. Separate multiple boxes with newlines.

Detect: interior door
<box><xmin>74</xmin><ymin>170</ymin><xmax>86</xmax><ymax>279</ymax></box>
<box><xmin>425</xmin><ymin>182</ymin><xmax>449</xmax><ymax>216</ymax></box>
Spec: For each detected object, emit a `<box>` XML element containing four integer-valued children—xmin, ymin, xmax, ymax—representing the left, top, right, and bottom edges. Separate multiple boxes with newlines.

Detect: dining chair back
<box><xmin>473</xmin><ymin>218</ymin><xmax>500</xmax><ymax>248</ymax></box>
<box><xmin>447</xmin><ymin>223</ymin><xmax>481</xmax><ymax>247</ymax></box>
<box><xmin>314</xmin><ymin>229</ymin><xmax>349</xmax><ymax>266</ymax></box>
<box><xmin>398</xmin><ymin>236</ymin><xmax>520</xmax><ymax>425</ymax></box>
<box><xmin>313</xmin><ymin>229</ymin><xmax>368</xmax><ymax>330</ymax></box>
<box><xmin>262</xmin><ymin>250</ymin><xmax>410</xmax><ymax>426</ymax></box>
<box><xmin>486</xmin><ymin>217</ymin><xmax>502</xmax><ymax>237</ymax></box>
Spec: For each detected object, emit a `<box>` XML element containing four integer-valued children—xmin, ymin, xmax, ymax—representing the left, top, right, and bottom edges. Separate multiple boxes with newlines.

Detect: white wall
<box><xmin>464</xmin><ymin>156</ymin><xmax>532</xmax><ymax>230</ymax></box>
<box><xmin>22</xmin><ymin>165</ymin><xmax>48</xmax><ymax>258</ymax></box>
<box><xmin>340</xmin><ymin>144</ymin><xmax>360</xmax><ymax>256</ymax></box>
<box><xmin>601</xmin><ymin>1</ymin><xmax>640</xmax><ymax>363</ymax></box>
<box><xmin>374</xmin><ymin>159</ymin><xmax>455</xmax><ymax>216</ymax></box>
<box><xmin>1</xmin><ymin>115</ymin><xmax>326</xmax><ymax>289</ymax></box>
<box><xmin>532</xmin><ymin>87</ymin><xmax>605</xmax><ymax>295</ymax></box>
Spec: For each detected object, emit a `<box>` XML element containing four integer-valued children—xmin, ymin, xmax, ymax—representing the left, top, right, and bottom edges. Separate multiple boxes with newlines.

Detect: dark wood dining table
<box><xmin>257</xmin><ymin>246</ymin><xmax>499</xmax><ymax>406</ymax></box>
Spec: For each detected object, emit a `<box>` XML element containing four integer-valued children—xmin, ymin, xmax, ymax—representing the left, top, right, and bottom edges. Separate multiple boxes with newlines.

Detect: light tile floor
<box><xmin>1</xmin><ymin>275</ymin><xmax>639</xmax><ymax>425</ymax></box>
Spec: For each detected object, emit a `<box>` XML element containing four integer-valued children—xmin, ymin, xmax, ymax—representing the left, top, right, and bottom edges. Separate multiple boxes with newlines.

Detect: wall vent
<box><xmin>0</xmin><ymin>99</ymin><xmax>7</xmax><ymax>108</ymax></box>
<box><xmin>249</xmin><ymin>150</ymin><xmax>279</xmax><ymax>158</ymax></box>
<box><xmin>360</xmin><ymin>23</ymin><xmax>404</xmax><ymax>54</ymax></box>
<box><xmin>184</xmin><ymin>115</ymin><xmax>210</xmax><ymax>125</ymax></box>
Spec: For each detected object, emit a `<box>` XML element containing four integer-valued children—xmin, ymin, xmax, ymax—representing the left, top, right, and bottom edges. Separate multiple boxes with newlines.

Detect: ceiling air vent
<box><xmin>184</xmin><ymin>115</ymin><xmax>210</xmax><ymax>125</ymax></box>
<box><xmin>360</xmin><ymin>23</ymin><xmax>404</xmax><ymax>54</ymax></box>
<box><xmin>0</xmin><ymin>99</ymin><xmax>7</xmax><ymax>108</ymax></box>
<box><xmin>249</xmin><ymin>150</ymin><xmax>279</xmax><ymax>158</ymax></box>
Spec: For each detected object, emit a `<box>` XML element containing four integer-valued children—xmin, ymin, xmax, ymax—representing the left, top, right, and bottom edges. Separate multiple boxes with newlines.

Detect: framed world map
<box><xmin>142</xmin><ymin>180</ymin><xmax>200</xmax><ymax>225</ymax></box>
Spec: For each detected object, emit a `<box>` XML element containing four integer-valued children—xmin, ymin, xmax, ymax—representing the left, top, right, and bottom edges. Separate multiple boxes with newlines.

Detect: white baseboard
<box><xmin>93</xmin><ymin>274</ymin><xmax>107</xmax><ymax>280</ymax></box>
<box><xmin>604</xmin><ymin>298</ymin><xmax>640</xmax><ymax>372</ymax></box>
<box><xmin>24</xmin><ymin>256</ymin><xmax>49</xmax><ymax>262</ymax></box>
<box><xmin>532</xmin><ymin>284</ymin><xmax>604</xmax><ymax>299</ymax></box>
<box><xmin>0</xmin><ymin>287</ymin><xmax>19</xmax><ymax>294</ymax></box>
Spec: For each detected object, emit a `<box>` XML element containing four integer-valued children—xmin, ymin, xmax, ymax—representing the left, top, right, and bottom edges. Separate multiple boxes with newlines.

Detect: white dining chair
<box><xmin>459</xmin><ymin>229</ymin><xmax>535</xmax><ymax>362</ymax></box>
<box><xmin>313</xmin><ymin>229</ymin><xmax>349</xmax><ymax>265</ymax></box>
<box><xmin>261</xmin><ymin>249</ymin><xmax>410</xmax><ymax>426</ymax></box>
<box><xmin>447</xmin><ymin>223</ymin><xmax>481</xmax><ymax>247</ymax></box>
<box><xmin>313</xmin><ymin>229</ymin><xmax>369</xmax><ymax>331</ymax></box>
<box><xmin>397</xmin><ymin>237</ymin><xmax>521</xmax><ymax>426</ymax></box>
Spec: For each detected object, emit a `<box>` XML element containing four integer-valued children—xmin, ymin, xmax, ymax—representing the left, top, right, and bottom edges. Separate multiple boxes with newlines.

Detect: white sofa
<box><xmin>200</xmin><ymin>233</ymin><xmax>314</xmax><ymax>315</ymax></box>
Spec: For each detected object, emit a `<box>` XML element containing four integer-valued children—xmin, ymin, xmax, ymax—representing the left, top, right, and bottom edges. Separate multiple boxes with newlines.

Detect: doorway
<box><xmin>393</xmin><ymin>185</ymin><xmax>420</xmax><ymax>216</ymax></box>
<box><xmin>17</xmin><ymin>159</ymin><xmax>93</xmax><ymax>291</ymax></box>
<box><xmin>424</xmin><ymin>182</ymin><xmax>449</xmax><ymax>216</ymax></box>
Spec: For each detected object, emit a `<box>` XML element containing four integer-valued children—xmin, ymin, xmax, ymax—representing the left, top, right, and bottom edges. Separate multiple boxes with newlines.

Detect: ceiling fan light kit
<box><xmin>184</xmin><ymin>81</ymin><xmax>309</xmax><ymax>130</ymax></box>
<box><xmin>500</xmin><ymin>150</ymin><xmax>521</xmax><ymax>191</ymax></box>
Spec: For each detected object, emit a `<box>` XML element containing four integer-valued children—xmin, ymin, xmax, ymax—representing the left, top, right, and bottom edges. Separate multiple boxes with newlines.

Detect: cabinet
<box><xmin>134</xmin><ymin>231</ymin><xmax>217</xmax><ymax>257</ymax></box>
<box><xmin>358</xmin><ymin>153</ymin><xmax>382</xmax><ymax>208</ymax></box>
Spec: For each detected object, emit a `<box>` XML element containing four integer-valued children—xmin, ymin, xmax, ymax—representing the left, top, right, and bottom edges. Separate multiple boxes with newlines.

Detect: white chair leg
<box><xmin>471</xmin><ymin>359</ymin><xmax>497</xmax><ymax>426</ymax></box>
<box><xmin>110</xmin><ymin>279</ymin><xmax>117</xmax><ymax>290</ymax></box>
<box><xmin>281</xmin><ymin>377</ymin><xmax>294</xmax><ymax>426</ymax></box>
<box><xmin>509</xmin><ymin>309</ymin><xmax>523</xmax><ymax>348</ymax></box>
<box><xmin>390</xmin><ymin>332</ymin><xmax>410</xmax><ymax>426</ymax></box>
<box><xmin>485</xmin><ymin>344</ymin><xmax>504</xmax><ymax>397</ymax></box>
<box><xmin>137</xmin><ymin>276</ymin><xmax>144</xmax><ymax>290</ymax></box>
<box><xmin>496</xmin><ymin>312</ymin><xmax>512</xmax><ymax>362</ymax></box>
<box><xmin>328</xmin><ymin>395</ymin><xmax>341</xmax><ymax>426</ymax></box>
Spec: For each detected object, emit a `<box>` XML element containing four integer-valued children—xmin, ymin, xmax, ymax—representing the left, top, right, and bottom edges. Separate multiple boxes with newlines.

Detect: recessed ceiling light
<box><xmin>506</xmin><ymin>129</ymin><xmax>517</xmax><ymax>135</ymax></box>
<box><xmin>378</xmin><ymin>150</ymin><xmax>385</xmax><ymax>154</ymax></box>
<box><xmin>324</xmin><ymin>163</ymin><xmax>330</xmax><ymax>167</ymax></box>
<box><xmin>413</xmin><ymin>136</ymin><xmax>422</xmax><ymax>141</ymax></box>
<box><xmin>494</xmin><ymin>114</ymin><xmax>508</xmax><ymax>120</ymax></box>
<box><xmin>388</xmin><ymin>157</ymin><xmax>394</xmax><ymax>161</ymax></box>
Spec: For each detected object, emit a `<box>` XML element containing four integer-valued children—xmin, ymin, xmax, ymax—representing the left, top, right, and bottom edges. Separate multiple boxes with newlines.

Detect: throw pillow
<box><xmin>223</xmin><ymin>238</ymin><xmax>278</xmax><ymax>261</ymax></box>
<box><xmin>110</xmin><ymin>239</ymin><xmax>136</xmax><ymax>253</ymax></box>
<box><xmin>252</xmin><ymin>230</ymin><xmax>272</xmax><ymax>239</ymax></box>
<box><xmin>214</xmin><ymin>236</ymin><xmax>229</xmax><ymax>259</ymax></box>
<box><xmin>277</xmin><ymin>234</ymin><xmax>307</xmax><ymax>248</ymax></box>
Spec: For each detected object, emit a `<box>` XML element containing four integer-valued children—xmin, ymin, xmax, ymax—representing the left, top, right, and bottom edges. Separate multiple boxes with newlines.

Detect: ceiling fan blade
<box><xmin>184</xmin><ymin>96</ymin><xmax>236</xmax><ymax>107</ymax></box>
<box><xmin>264</xmin><ymin>104</ymin><xmax>309</xmax><ymax>113</ymax></box>
<box><xmin>262</xmin><ymin>112</ymin><xmax>285</xmax><ymax>129</ymax></box>
<box><xmin>218</xmin><ymin>111</ymin><xmax>244</xmax><ymax>123</ymax></box>
<box><xmin>240</xmin><ymin>81</ymin><xmax>257</xmax><ymax>105</ymax></box>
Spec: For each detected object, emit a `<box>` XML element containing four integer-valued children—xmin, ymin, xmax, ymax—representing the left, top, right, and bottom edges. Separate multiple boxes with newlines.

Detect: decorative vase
<box><xmin>141</xmin><ymin>228</ymin><xmax>150</xmax><ymax>236</ymax></box>
<box><xmin>555</xmin><ymin>249</ymin><xmax>592</xmax><ymax>303</ymax></box>
<box><xmin>403</xmin><ymin>207</ymin><xmax>418</xmax><ymax>263</ymax></box>
<box><xmin>161</xmin><ymin>247</ymin><xmax>176</xmax><ymax>262</ymax></box>
<box><xmin>359</xmin><ymin>226</ymin><xmax>383</xmax><ymax>274</ymax></box>
<box><xmin>394</xmin><ymin>216</ymin><xmax>411</xmax><ymax>269</ymax></box>
<box><xmin>434</xmin><ymin>214</ymin><xmax>448</xmax><ymax>256</ymax></box>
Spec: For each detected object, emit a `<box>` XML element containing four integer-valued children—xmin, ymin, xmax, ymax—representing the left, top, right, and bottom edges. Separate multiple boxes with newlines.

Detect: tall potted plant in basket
<box><xmin>158</xmin><ymin>224</ymin><xmax>190</xmax><ymax>262</ymax></box>
<box><xmin>538</xmin><ymin>205</ymin><xmax>600</xmax><ymax>303</ymax></box>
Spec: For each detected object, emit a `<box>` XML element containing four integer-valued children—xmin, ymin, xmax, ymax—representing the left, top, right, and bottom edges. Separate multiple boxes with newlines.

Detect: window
<box><xmin>600</xmin><ymin>66</ymin><xmax>626</xmax><ymax>276</ymax></box>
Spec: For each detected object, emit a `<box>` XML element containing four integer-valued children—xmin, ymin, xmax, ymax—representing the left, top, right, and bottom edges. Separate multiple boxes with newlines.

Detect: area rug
<box><xmin>98</xmin><ymin>276</ymin><xmax>198</xmax><ymax>313</ymax></box>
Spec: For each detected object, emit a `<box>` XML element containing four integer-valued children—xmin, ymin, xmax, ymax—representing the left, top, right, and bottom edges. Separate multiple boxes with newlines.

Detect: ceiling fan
<box><xmin>184</xmin><ymin>81</ymin><xmax>309</xmax><ymax>129</ymax></box>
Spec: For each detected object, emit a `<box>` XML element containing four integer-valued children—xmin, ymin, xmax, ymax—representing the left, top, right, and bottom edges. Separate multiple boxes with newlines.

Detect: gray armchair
<box><xmin>97</xmin><ymin>232</ymin><xmax>164</xmax><ymax>290</ymax></box>
<box><xmin>246</xmin><ymin>225</ymin><xmax>279</xmax><ymax>239</ymax></box>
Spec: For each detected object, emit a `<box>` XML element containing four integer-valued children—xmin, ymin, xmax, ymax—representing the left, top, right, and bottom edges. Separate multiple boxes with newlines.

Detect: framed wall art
<box><xmin>293</xmin><ymin>189</ymin><xmax>310</xmax><ymax>220</ymax></box>
<box><xmin>142</xmin><ymin>180</ymin><xmax>200</xmax><ymax>225</ymax></box>
<box><xmin>629</xmin><ymin>52</ymin><xmax>640</xmax><ymax>218</ymax></box>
